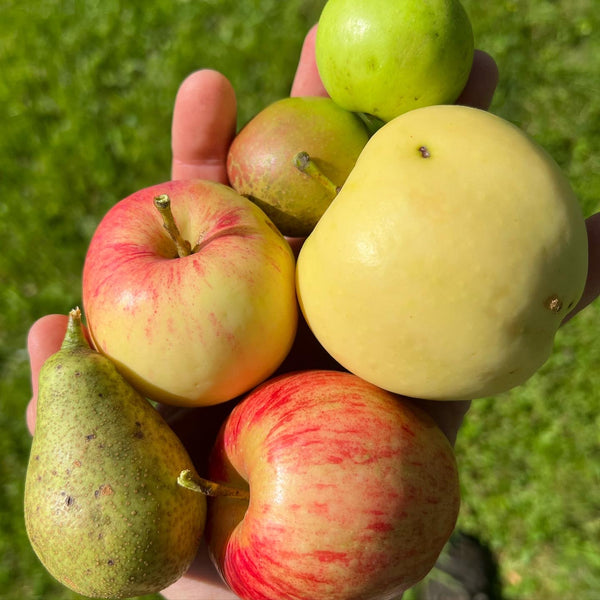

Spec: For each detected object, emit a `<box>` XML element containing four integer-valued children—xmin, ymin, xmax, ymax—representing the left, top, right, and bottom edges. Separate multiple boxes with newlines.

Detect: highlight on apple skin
<box><xmin>82</xmin><ymin>179</ymin><xmax>298</xmax><ymax>408</ymax></box>
<box><xmin>205</xmin><ymin>370</ymin><xmax>460</xmax><ymax>600</ymax></box>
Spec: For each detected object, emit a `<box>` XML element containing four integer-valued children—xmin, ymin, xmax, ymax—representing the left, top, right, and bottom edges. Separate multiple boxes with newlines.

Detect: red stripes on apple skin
<box><xmin>208</xmin><ymin>370</ymin><xmax>460</xmax><ymax>600</ymax></box>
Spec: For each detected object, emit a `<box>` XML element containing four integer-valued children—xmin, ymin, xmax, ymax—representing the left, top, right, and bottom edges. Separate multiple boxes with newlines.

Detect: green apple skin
<box><xmin>296</xmin><ymin>105</ymin><xmax>588</xmax><ymax>401</ymax></box>
<box><xmin>315</xmin><ymin>0</ymin><xmax>475</xmax><ymax>122</ymax></box>
<box><xmin>227</xmin><ymin>97</ymin><xmax>370</xmax><ymax>237</ymax></box>
<box><xmin>206</xmin><ymin>370</ymin><xmax>460</xmax><ymax>600</ymax></box>
<box><xmin>82</xmin><ymin>179</ymin><xmax>298</xmax><ymax>407</ymax></box>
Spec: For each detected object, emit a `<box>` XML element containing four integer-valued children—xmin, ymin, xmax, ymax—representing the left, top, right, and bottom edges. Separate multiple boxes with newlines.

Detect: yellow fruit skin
<box><xmin>296</xmin><ymin>105</ymin><xmax>589</xmax><ymax>401</ymax></box>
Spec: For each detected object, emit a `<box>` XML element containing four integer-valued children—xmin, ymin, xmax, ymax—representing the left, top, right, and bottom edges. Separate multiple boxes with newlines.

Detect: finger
<box><xmin>290</xmin><ymin>24</ymin><xmax>329</xmax><ymax>98</ymax></box>
<box><xmin>171</xmin><ymin>69</ymin><xmax>237</xmax><ymax>183</ymax></box>
<box><xmin>456</xmin><ymin>49</ymin><xmax>499</xmax><ymax>110</ymax></box>
<box><xmin>161</xmin><ymin>540</ymin><xmax>238</xmax><ymax>600</ymax></box>
<box><xmin>26</xmin><ymin>314</ymin><xmax>70</xmax><ymax>434</ymax></box>
<box><xmin>564</xmin><ymin>212</ymin><xmax>600</xmax><ymax>322</ymax></box>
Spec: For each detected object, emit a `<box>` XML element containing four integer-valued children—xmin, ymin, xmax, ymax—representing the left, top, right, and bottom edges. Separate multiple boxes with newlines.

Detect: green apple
<box><xmin>227</xmin><ymin>96</ymin><xmax>370</xmax><ymax>237</ymax></box>
<box><xmin>296</xmin><ymin>105</ymin><xmax>589</xmax><ymax>401</ymax></box>
<box><xmin>315</xmin><ymin>0</ymin><xmax>475</xmax><ymax>122</ymax></box>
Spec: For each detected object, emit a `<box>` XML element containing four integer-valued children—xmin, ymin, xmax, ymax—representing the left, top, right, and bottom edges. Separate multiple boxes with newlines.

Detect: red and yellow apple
<box><xmin>205</xmin><ymin>370</ymin><xmax>460</xmax><ymax>600</ymax></box>
<box><xmin>82</xmin><ymin>179</ymin><xmax>298</xmax><ymax>407</ymax></box>
<box><xmin>227</xmin><ymin>96</ymin><xmax>370</xmax><ymax>237</ymax></box>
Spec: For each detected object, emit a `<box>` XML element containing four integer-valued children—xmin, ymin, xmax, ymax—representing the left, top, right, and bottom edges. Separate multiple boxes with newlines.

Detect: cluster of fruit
<box><xmin>24</xmin><ymin>1</ymin><xmax>589</xmax><ymax>599</ymax></box>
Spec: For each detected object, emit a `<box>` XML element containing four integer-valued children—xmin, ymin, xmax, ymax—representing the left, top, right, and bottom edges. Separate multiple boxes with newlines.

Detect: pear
<box><xmin>227</xmin><ymin>96</ymin><xmax>370</xmax><ymax>237</ymax></box>
<box><xmin>24</xmin><ymin>308</ymin><xmax>206</xmax><ymax>598</ymax></box>
<box><xmin>296</xmin><ymin>105</ymin><xmax>589</xmax><ymax>401</ymax></box>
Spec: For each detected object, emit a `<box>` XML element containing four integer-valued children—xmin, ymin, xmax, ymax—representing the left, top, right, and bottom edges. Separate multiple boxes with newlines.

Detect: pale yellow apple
<box><xmin>296</xmin><ymin>105</ymin><xmax>588</xmax><ymax>401</ymax></box>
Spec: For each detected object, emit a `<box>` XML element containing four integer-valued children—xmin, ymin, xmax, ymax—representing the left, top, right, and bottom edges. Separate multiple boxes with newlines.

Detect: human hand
<box><xmin>25</xmin><ymin>23</ymin><xmax>599</xmax><ymax>600</ymax></box>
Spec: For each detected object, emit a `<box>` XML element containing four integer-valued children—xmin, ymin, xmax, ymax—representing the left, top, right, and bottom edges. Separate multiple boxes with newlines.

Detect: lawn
<box><xmin>1</xmin><ymin>1</ymin><xmax>599</xmax><ymax>599</ymax></box>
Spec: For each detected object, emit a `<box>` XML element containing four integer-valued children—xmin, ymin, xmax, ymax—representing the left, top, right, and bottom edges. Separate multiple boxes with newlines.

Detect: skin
<box><xmin>25</xmin><ymin>24</ymin><xmax>600</xmax><ymax>600</ymax></box>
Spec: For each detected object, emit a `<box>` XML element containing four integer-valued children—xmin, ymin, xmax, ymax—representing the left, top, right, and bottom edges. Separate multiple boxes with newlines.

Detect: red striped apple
<box><xmin>205</xmin><ymin>370</ymin><xmax>460</xmax><ymax>600</ymax></box>
<box><xmin>82</xmin><ymin>179</ymin><xmax>298</xmax><ymax>407</ymax></box>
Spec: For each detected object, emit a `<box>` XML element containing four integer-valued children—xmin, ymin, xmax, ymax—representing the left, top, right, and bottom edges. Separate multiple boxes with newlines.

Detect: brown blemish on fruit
<box><xmin>544</xmin><ymin>295</ymin><xmax>563</xmax><ymax>313</ymax></box>
<box><xmin>419</xmin><ymin>146</ymin><xmax>431</xmax><ymax>158</ymax></box>
<box><xmin>133</xmin><ymin>422</ymin><xmax>144</xmax><ymax>439</ymax></box>
<box><xmin>95</xmin><ymin>484</ymin><xmax>114</xmax><ymax>498</ymax></box>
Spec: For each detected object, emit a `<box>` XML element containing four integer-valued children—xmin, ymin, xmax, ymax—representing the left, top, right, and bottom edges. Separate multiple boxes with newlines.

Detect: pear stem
<box><xmin>154</xmin><ymin>194</ymin><xmax>193</xmax><ymax>258</ymax></box>
<box><xmin>177</xmin><ymin>469</ymin><xmax>250</xmax><ymax>500</ymax></box>
<box><xmin>62</xmin><ymin>307</ymin><xmax>90</xmax><ymax>351</ymax></box>
<box><xmin>293</xmin><ymin>151</ymin><xmax>340</xmax><ymax>197</ymax></box>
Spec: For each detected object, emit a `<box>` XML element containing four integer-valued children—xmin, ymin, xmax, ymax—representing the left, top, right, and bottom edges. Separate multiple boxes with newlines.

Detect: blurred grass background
<box><xmin>1</xmin><ymin>1</ymin><xmax>598</xmax><ymax>599</ymax></box>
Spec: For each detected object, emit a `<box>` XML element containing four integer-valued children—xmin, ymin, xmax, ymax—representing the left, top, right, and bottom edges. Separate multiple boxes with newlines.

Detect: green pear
<box><xmin>296</xmin><ymin>105</ymin><xmax>589</xmax><ymax>401</ymax></box>
<box><xmin>227</xmin><ymin>96</ymin><xmax>370</xmax><ymax>237</ymax></box>
<box><xmin>24</xmin><ymin>308</ymin><xmax>206</xmax><ymax>598</ymax></box>
<box><xmin>315</xmin><ymin>0</ymin><xmax>475</xmax><ymax>122</ymax></box>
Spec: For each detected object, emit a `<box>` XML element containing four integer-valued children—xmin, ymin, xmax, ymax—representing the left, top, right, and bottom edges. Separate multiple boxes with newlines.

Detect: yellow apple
<box><xmin>296</xmin><ymin>105</ymin><xmax>588</xmax><ymax>401</ymax></box>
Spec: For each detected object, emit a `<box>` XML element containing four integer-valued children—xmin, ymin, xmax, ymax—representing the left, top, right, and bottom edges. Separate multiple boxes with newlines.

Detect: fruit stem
<box><xmin>177</xmin><ymin>470</ymin><xmax>250</xmax><ymax>500</ymax></box>
<box><xmin>357</xmin><ymin>112</ymin><xmax>385</xmax><ymax>136</ymax></box>
<box><xmin>293</xmin><ymin>151</ymin><xmax>340</xmax><ymax>197</ymax></box>
<box><xmin>154</xmin><ymin>194</ymin><xmax>193</xmax><ymax>258</ymax></box>
<box><xmin>62</xmin><ymin>307</ymin><xmax>90</xmax><ymax>351</ymax></box>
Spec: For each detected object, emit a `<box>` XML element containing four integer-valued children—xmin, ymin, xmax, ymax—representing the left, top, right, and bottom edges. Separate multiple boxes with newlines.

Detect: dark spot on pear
<box><xmin>65</xmin><ymin>496</ymin><xmax>74</xmax><ymax>507</ymax></box>
<box><xmin>133</xmin><ymin>422</ymin><xmax>144</xmax><ymax>439</ymax></box>
<box><xmin>85</xmin><ymin>433</ymin><xmax>96</xmax><ymax>441</ymax></box>
<box><xmin>419</xmin><ymin>146</ymin><xmax>431</xmax><ymax>158</ymax></box>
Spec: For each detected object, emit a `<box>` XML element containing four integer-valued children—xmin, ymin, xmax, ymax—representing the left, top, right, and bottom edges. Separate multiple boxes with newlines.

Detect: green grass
<box><xmin>1</xmin><ymin>1</ymin><xmax>599</xmax><ymax>599</ymax></box>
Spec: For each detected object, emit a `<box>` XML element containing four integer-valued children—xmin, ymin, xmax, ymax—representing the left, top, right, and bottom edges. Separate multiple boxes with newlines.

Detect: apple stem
<box><xmin>154</xmin><ymin>194</ymin><xmax>193</xmax><ymax>258</ymax></box>
<box><xmin>177</xmin><ymin>469</ymin><xmax>250</xmax><ymax>500</ymax></box>
<box><xmin>293</xmin><ymin>151</ymin><xmax>341</xmax><ymax>197</ymax></box>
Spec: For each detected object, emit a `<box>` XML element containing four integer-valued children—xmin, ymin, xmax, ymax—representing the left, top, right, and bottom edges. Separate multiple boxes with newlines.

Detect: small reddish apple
<box><xmin>205</xmin><ymin>370</ymin><xmax>460</xmax><ymax>600</ymax></box>
<box><xmin>227</xmin><ymin>97</ymin><xmax>370</xmax><ymax>237</ymax></box>
<box><xmin>82</xmin><ymin>179</ymin><xmax>298</xmax><ymax>407</ymax></box>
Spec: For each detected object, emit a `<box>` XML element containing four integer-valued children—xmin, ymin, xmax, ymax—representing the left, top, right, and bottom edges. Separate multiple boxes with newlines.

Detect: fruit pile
<box><xmin>24</xmin><ymin>1</ymin><xmax>589</xmax><ymax>599</ymax></box>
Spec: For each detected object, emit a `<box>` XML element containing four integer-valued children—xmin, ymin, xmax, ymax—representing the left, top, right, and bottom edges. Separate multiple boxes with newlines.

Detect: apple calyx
<box><xmin>293</xmin><ymin>151</ymin><xmax>341</xmax><ymax>197</ymax></box>
<box><xmin>177</xmin><ymin>469</ymin><xmax>250</xmax><ymax>500</ymax></box>
<box><xmin>154</xmin><ymin>194</ymin><xmax>194</xmax><ymax>258</ymax></box>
